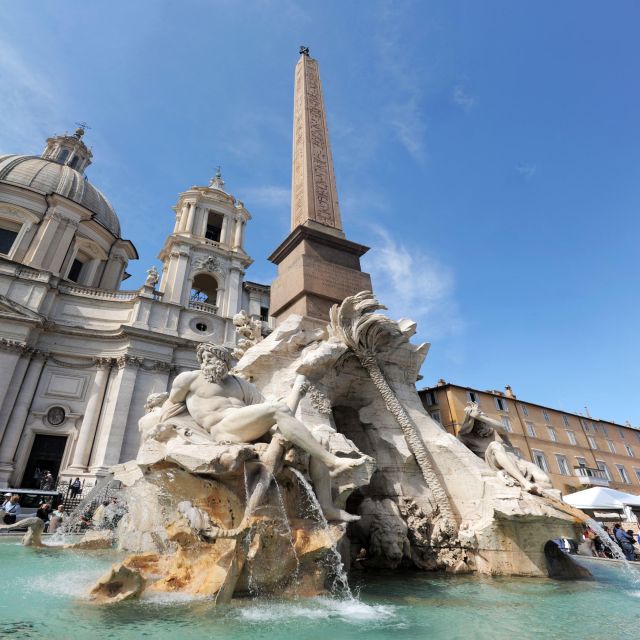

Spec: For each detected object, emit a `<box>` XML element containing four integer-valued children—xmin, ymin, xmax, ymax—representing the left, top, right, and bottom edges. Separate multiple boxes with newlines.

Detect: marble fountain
<box><xmin>3</xmin><ymin>292</ymin><xmax>638</xmax><ymax>639</ymax></box>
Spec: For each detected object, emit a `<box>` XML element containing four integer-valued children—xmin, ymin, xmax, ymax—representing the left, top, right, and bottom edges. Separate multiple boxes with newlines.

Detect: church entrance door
<box><xmin>21</xmin><ymin>435</ymin><xmax>67</xmax><ymax>488</ymax></box>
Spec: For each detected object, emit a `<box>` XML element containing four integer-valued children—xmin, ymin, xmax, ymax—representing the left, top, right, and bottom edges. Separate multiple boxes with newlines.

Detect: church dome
<box><xmin>0</xmin><ymin>154</ymin><xmax>121</xmax><ymax>237</ymax></box>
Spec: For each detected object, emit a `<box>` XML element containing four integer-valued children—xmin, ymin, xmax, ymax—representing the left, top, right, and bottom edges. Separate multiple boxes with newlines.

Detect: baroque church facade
<box><xmin>0</xmin><ymin>127</ymin><xmax>270</xmax><ymax>488</ymax></box>
<box><xmin>0</xmin><ymin>48</ymin><xmax>370</xmax><ymax>490</ymax></box>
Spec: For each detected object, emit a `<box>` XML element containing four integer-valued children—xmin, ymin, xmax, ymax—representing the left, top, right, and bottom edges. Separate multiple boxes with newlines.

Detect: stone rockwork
<box><xmin>92</xmin><ymin>329</ymin><xmax>374</xmax><ymax>602</ymax></box>
<box><xmin>87</xmin><ymin>291</ymin><xmax>586</xmax><ymax>604</ymax></box>
<box><xmin>236</xmin><ymin>293</ymin><xmax>585</xmax><ymax>577</ymax></box>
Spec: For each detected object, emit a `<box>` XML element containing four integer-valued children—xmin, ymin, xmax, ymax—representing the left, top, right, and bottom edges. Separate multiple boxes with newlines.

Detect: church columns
<box><xmin>67</xmin><ymin>359</ymin><xmax>112</xmax><ymax>471</ymax></box>
<box><xmin>80</xmin><ymin>258</ymin><xmax>102</xmax><ymax>287</ymax></box>
<box><xmin>220</xmin><ymin>216</ymin><xmax>230</xmax><ymax>245</ymax></box>
<box><xmin>162</xmin><ymin>249</ymin><xmax>190</xmax><ymax>305</ymax></box>
<box><xmin>100</xmin><ymin>255</ymin><xmax>126</xmax><ymax>289</ymax></box>
<box><xmin>0</xmin><ymin>352</ymin><xmax>46</xmax><ymax>484</ymax></box>
<box><xmin>175</xmin><ymin>202</ymin><xmax>189</xmax><ymax>233</ymax></box>
<box><xmin>0</xmin><ymin>347</ymin><xmax>31</xmax><ymax>445</ymax></box>
<box><xmin>50</xmin><ymin>218</ymin><xmax>79</xmax><ymax>274</ymax></box>
<box><xmin>222</xmin><ymin>267</ymin><xmax>243</xmax><ymax>316</ymax></box>
<box><xmin>184</xmin><ymin>202</ymin><xmax>196</xmax><ymax>234</ymax></box>
<box><xmin>28</xmin><ymin>211</ymin><xmax>79</xmax><ymax>274</ymax></box>
<box><xmin>232</xmin><ymin>218</ymin><xmax>244</xmax><ymax>249</ymax></box>
<box><xmin>27</xmin><ymin>211</ymin><xmax>63</xmax><ymax>268</ymax></box>
<box><xmin>196</xmin><ymin>207</ymin><xmax>208</xmax><ymax>237</ymax></box>
<box><xmin>89</xmin><ymin>356</ymin><xmax>140</xmax><ymax>473</ymax></box>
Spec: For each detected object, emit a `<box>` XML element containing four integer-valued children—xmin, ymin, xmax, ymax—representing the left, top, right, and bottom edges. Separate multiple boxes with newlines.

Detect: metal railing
<box><xmin>574</xmin><ymin>466</ymin><xmax>610</xmax><ymax>485</ymax></box>
<box><xmin>574</xmin><ymin>466</ymin><xmax>608</xmax><ymax>480</ymax></box>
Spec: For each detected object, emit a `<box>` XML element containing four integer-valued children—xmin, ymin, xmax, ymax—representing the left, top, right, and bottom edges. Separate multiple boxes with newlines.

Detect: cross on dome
<box><xmin>209</xmin><ymin>166</ymin><xmax>226</xmax><ymax>191</ymax></box>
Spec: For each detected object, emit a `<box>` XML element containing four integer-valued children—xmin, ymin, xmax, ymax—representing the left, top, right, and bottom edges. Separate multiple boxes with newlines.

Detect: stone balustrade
<box><xmin>188</xmin><ymin>300</ymin><xmax>218</xmax><ymax>314</ymax></box>
<box><xmin>59</xmin><ymin>283</ymin><xmax>139</xmax><ymax>301</ymax></box>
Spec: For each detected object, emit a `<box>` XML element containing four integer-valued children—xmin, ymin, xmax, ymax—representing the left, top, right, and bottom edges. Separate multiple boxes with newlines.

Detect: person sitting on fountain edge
<box><xmin>156</xmin><ymin>342</ymin><xmax>368</xmax><ymax>480</ymax></box>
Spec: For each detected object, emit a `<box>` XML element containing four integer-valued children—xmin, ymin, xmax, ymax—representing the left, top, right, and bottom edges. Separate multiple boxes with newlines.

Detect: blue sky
<box><xmin>1</xmin><ymin>1</ymin><xmax>638</xmax><ymax>424</ymax></box>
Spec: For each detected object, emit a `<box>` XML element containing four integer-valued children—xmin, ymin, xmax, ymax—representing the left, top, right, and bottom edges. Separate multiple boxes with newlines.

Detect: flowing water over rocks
<box><xmin>0</xmin><ymin>293</ymin><xmax>596</xmax><ymax>619</ymax></box>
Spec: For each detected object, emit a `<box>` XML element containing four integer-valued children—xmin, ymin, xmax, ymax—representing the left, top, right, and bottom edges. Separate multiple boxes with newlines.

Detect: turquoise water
<box><xmin>1</xmin><ymin>539</ymin><xmax>639</xmax><ymax>640</ymax></box>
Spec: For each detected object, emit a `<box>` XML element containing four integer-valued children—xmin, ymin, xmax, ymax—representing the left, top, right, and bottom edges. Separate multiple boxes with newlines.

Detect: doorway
<box><xmin>21</xmin><ymin>434</ymin><xmax>67</xmax><ymax>488</ymax></box>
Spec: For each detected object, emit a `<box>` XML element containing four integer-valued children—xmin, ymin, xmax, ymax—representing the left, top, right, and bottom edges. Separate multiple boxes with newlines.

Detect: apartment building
<box><xmin>419</xmin><ymin>381</ymin><xmax>640</xmax><ymax>496</ymax></box>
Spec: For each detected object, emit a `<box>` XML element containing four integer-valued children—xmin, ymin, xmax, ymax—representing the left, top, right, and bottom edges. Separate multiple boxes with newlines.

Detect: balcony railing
<box><xmin>574</xmin><ymin>466</ymin><xmax>610</xmax><ymax>487</ymax></box>
<box><xmin>188</xmin><ymin>300</ymin><xmax>218</xmax><ymax>314</ymax></box>
<box><xmin>59</xmin><ymin>283</ymin><xmax>139</xmax><ymax>301</ymax></box>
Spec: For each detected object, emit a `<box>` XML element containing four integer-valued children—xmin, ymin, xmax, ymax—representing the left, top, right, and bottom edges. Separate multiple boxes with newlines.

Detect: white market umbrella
<box><xmin>562</xmin><ymin>486</ymin><xmax>640</xmax><ymax>510</ymax></box>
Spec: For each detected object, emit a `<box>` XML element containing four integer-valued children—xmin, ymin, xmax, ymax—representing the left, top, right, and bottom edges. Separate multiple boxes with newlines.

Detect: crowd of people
<box><xmin>580</xmin><ymin>523</ymin><xmax>640</xmax><ymax>561</ymax></box>
<box><xmin>1</xmin><ymin>492</ymin><xmax>66</xmax><ymax>532</ymax></box>
<box><xmin>0</xmin><ymin>488</ymin><xmax>124</xmax><ymax>534</ymax></box>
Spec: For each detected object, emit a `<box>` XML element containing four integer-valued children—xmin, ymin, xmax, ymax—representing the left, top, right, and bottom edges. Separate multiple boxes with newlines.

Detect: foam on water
<box><xmin>236</xmin><ymin>596</ymin><xmax>396</xmax><ymax>624</ymax></box>
<box><xmin>143</xmin><ymin>590</ymin><xmax>209</xmax><ymax>604</ymax></box>
<box><xmin>18</xmin><ymin>566</ymin><xmax>110</xmax><ymax>599</ymax></box>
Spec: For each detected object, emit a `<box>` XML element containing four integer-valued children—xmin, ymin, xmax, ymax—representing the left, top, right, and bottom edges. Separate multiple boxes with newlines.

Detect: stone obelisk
<box><xmin>269</xmin><ymin>47</ymin><xmax>372</xmax><ymax>323</ymax></box>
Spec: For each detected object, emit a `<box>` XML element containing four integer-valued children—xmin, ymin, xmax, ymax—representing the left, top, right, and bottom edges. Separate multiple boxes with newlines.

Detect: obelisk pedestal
<box><xmin>269</xmin><ymin>48</ymin><xmax>371</xmax><ymax>323</ymax></box>
<box><xmin>269</xmin><ymin>225</ymin><xmax>371</xmax><ymax>321</ymax></box>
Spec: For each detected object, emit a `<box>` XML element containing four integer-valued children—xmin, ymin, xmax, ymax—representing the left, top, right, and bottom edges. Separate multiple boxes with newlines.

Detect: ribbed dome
<box><xmin>0</xmin><ymin>155</ymin><xmax>121</xmax><ymax>237</ymax></box>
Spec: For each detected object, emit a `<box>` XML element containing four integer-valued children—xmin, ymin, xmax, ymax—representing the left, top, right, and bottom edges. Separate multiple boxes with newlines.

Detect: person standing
<box><xmin>40</xmin><ymin>471</ymin><xmax>54</xmax><ymax>491</ymax></box>
<box><xmin>2</xmin><ymin>495</ymin><xmax>21</xmax><ymax>525</ymax></box>
<box><xmin>92</xmin><ymin>501</ymin><xmax>109</xmax><ymax>529</ymax></box>
<box><xmin>613</xmin><ymin>523</ymin><xmax>635</xmax><ymax>561</ymax></box>
<box><xmin>69</xmin><ymin>477</ymin><xmax>82</xmax><ymax>498</ymax></box>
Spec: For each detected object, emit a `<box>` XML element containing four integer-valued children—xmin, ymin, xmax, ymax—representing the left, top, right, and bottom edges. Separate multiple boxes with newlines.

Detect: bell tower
<box><xmin>158</xmin><ymin>169</ymin><xmax>253</xmax><ymax>319</ymax></box>
<box><xmin>268</xmin><ymin>48</ymin><xmax>372</xmax><ymax>323</ymax></box>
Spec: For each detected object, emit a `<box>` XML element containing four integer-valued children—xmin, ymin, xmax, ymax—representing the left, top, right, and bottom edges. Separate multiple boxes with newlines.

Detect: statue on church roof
<box><xmin>144</xmin><ymin>266</ymin><xmax>159</xmax><ymax>288</ymax></box>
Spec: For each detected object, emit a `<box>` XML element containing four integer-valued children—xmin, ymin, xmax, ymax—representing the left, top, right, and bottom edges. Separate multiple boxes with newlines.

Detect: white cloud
<box><xmin>374</xmin><ymin>1</ymin><xmax>428</xmax><ymax>163</ymax></box>
<box><xmin>362</xmin><ymin>224</ymin><xmax>463</xmax><ymax>341</ymax></box>
<box><xmin>452</xmin><ymin>85</ymin><xmax>476</xmax><ymax>112</ymax></box>
<box><xmin>387</xmin><ymin>98</ymin><xmax>427</xmax><ymax>164</ymax></box>
<box><xmin>0</xmin><ymin>40</ymin><xmax>62</xmax><ymax>155</ymax></box>
<box><xmin>516</xmin><ymin>163</ymin><xmax>537</xmax><ymax>180</ymax></box>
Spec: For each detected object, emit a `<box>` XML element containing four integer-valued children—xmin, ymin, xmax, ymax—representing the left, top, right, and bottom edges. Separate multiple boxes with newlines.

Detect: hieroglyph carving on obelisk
<box><xmin>291</xmin><ymin>51</ymin><xmax>343</xmax><ymax>232</ymax></box>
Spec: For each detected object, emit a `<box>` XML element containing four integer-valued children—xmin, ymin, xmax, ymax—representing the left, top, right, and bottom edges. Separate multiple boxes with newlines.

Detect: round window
<box><xmin>47</xmin><ymin>406</ymin><xmax>66</xmax><ymax>426</ymax></box>
<box><xmin>195</xmin><ymin>322</ymin><xmax>208</xmax><ymax>332</ymax></box>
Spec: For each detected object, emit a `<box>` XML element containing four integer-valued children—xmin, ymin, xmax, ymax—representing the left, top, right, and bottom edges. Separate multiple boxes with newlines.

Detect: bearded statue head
<box><xmin>196</xmin><ymin>343</ymin><xmax>232</xmax><ymax>383</ymax></box>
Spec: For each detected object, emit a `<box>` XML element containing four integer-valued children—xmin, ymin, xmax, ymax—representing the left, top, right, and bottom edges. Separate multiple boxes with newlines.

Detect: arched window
<box><xmin>58</xmin><ymin>149</ymin><xmax>70</xmax><ymax>163</ymax></box>
<box><xmin>190</xmin><ymin>273</ymin><xmax>218</xmax><ymax>305</ymax></box>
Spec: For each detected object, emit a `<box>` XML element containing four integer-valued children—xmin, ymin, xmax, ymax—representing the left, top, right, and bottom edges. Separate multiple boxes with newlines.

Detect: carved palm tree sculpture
<box><xmin>328</xmin><ymin>291</ymin><xmax>457</xmax><ymax>538</ymax></box>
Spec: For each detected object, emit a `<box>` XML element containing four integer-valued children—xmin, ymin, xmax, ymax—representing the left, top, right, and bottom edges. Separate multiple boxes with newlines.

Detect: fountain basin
<box><xmin>2</xmin><ymin>538</ymin><xmax>640</xmax><ymax>640</ymax></box>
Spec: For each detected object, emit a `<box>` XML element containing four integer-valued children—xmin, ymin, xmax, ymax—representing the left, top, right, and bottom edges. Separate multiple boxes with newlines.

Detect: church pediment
<box><xmin>0</xmin><ymin>294</ymin><xmax>45</xmax><ymax>323</ymax></box>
